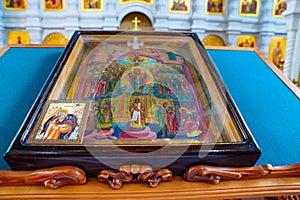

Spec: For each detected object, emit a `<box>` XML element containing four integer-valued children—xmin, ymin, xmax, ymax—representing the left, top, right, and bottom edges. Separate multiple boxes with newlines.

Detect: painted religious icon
<box><xmin>4</xmin><ymin>0</ymin><xmax>26</xmax><ymax>10</ymax></box>
<box><xmin>44</xmin><ymin>0</ymin><xmax>65</xmax><ymax>10</ymax></box>
<box><xmin>82</xmin><ymin>0</ymin><xmax>102</xmax><ymax>11</ymax></box>
<box><xmin>268</xmin><ymin>37</ymin><xmax>286</xmax><ymax>71</ymax></box>
<box><xmin>27</xmin><ymin>101</ymin><xmax>89</xmax><ymax>145</ymax></box>
<box><xmin>169</xmin><ymin>0</ymin><xmax>190</xmax><ymax>13</ymax></box>
<box><xmin>205</xmin><ymin>0</ymin><xmax>225</xmax><ymax>15</ymax></box>
<box><xmin>120</xmin><ymin>0</ymin><xmax>152</xmax><ymax>5</ymax></box>
<box><xmin>273</xmin><ymin>0</ymin><xmax>287</xmax><ymax>17</ymax></box>
<box><xmin>239</xmin><ymin>0</ymin><xmax>259</xmax><ymax>17</ymax></box>
<box><xmin>237</xmin><ymin>35</ymin><xmax>256</xmax><ymax>47</ymax></box>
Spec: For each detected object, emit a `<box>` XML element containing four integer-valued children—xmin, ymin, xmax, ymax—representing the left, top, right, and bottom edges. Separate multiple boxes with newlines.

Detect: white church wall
<box><xmin>1</xmin><ymin>0</ymin><xmax>298</xmax><ymax>83</ymax></box>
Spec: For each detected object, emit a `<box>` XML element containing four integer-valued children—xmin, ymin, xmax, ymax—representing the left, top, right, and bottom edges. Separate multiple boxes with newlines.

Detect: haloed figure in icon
<box><xmin>40</xmin><ymin>109</ymin><xmax>78</xmax><ymax>140</ymax></box>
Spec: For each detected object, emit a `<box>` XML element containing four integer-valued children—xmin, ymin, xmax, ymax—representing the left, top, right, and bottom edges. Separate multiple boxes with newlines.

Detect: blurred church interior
<box><xmin>1</xmin><ymin>0</ymin><xmax>299</xmax><ymax>86</ymax></box>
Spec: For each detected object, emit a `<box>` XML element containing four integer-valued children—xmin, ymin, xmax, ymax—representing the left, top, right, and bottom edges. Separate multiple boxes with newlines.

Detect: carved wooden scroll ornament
<box><xmin>0</xmin><ymin>166</ymin><xmax>86</xmax><ymax>189</ymax></box>
<box><xmin>97</xmin><ymin>164</ymin><xmax>173</xmax><ymax>189</ymax></box>
<box><xmin>184</xmin><ymin>163</ymin><xmax>300</xmax><ymax>184</ymax></box>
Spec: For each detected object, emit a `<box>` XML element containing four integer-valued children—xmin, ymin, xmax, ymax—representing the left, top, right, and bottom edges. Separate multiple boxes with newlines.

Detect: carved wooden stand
<box><xmin>0</xmin><ymin>163</ymin><xmax>299</xmax><ymax>190</ymax></box>
<box><xmin>97</xmin><ymin>164</ymin><xmax>173</xmax><ymax>189</ymax></box>
<box><xmin>0</xmin><ymin>166</ymin><xmax>86</xmax><ymax>189</ymax></box>
<box><xmin>184</xmin><ymin>163</ymin><xmax>300</xmax><ymax>184</ymax></box>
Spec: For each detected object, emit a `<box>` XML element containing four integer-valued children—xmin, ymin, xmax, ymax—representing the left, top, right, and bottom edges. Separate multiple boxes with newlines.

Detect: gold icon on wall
<box><xmin>43</xmin><ymin>33</ymin><xmax>69</xmax><ymax>45</ymax></box>
<box><xmin>239</xmin><ymin>0</ymin><xmax>259</xmax><ymax>17</ymax></box>
<box><xmin>120</xmin><ymin>0</ymin><xmax>152</xmax><ymax>5</ymax></box>
<box><xmin>268</xmin><ymin>37</ymin><xmax>286</xmax><ymax>71</ymax></box>
<box><xmin>44</xmin><ymin>0</ymin><xmax>65</xmax><ymax>11</ymax></box>
<box><xmin>169</xmin><ymin>0</ymin><xmax>190</xmax><ymax>13</ymax></box>
<box><xmin>273</xmin><ymin>0</ymin><xmax>287</xmax><ymax>17</ymax></box>
<box><xmin>237</xmin><ymin>35</ymin><xmax>256</xmax><ymax>47</ymax></box>
<box><xmin>82</xmin><ymin>0</ymin><xmax>103</xmax><ymax>11</ymax></box>
<box><xmin>202</xmin><ymin>35</ymin><xmax>226</xmax><ymax>46</ymax></box>
<box><xmin>4</xmin><ymin>0</ymin><xmax>26</xmax><ymax>10</ymax></box>
<box><xmin>205</xmin><ymin>0</ymin><xmax>225</xmax><ymax>15</ymax></box>
<box><xmin>8</xmin><ymin>32</ymin><xmax>30</xmax><ymax>44</ymax></box>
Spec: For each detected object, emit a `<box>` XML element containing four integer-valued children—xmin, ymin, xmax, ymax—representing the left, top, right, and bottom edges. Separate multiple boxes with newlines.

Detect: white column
<box><xmin>257</xmin><ymin>0</ymin><xmax>275</xmax><ymax>55</ymax></box>
<box><xmin>191</xmin><ymin>0</ymin><xmax>205</xmax><ymax>39</ymax></box>
<box><xmin>0</xmin><ymin>6</ymin><xmax>4</xmax><ymax>46</ymax></box>
<box><xmin>26</xmin><ymin>0</ymin><xmax>42</xmax><ymax>44</ymax></box>
<box><xmin>153</xmin><ymin>0</ymin><xmax>169</xmax><ymax>31</ymax></box>
<box><xmin>64</xmin><ymin>0</ymin><xmax>79</xmax><ymax>38</ymax></box>
<box><xmin>103</xmin><ymin>1</ymin><xmax>118</xmax><ymax>30</ymax></box>
<box><xmin>226</xmin><ymin>0</ymin><xmax>241</xmax><ymax>46</ymax></box>
<box><xmin>283</xmin><ymin>0</ymin><xmax>300</xmax><ymax>80</ymax></box>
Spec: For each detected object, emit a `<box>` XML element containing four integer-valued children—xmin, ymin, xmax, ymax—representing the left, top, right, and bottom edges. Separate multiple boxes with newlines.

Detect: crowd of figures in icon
<box><xmin>41</xmin><ymin>46</ymin><xmax>215</xmax><ymax>142</ymax></box>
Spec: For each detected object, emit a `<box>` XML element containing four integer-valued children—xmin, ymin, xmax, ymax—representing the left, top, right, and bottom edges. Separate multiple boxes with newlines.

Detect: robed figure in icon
<box><xmin>97</xmin><ymin>100</ymin><xmax>113</xmax><ymax>129</ymax></box>
<box><xmin>275</xmin><ymin>0</ymin><xmax>287</xmax><ymax>16</ymax></box>
<box><xmin>164</xmin><ymin>106</ymin><xmax>179</xmax><ymax>135</ymax></box>
<box><xmin>127</xmin><ymin>68</ymin><xmax>149</xmax><ymax>92</ymax></box>
<box><xmin>39</xmin><ymin>109</ymin><xmax>78</xmax><ymax>140</ymax></box>
<box><xmin>129</xmin><ymin>98</ymin><xmax>146</xmax><ymax>129</ymax></box>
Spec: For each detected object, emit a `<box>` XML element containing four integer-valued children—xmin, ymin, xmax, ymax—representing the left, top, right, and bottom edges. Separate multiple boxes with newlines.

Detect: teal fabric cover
<box><xmin>0</xmin><ymin>47</ymin><xmax>299</xmax><ymax>170</ymax></box>
<box><xmin>207</xmin><ymin>49</ymin><xmax>300</xmax><ymax>166</ymax></box>
<box><xmin>0</xmin><ymin>47</ymin><xmax>64</xmax><ymax>169</ymax></box>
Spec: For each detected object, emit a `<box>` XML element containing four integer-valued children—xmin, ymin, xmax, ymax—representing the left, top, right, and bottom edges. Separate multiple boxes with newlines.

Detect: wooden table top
<box><xmin>1</xmin><ymin>176</ymin><xmax>300</xmax><ymax>199</ymax></box>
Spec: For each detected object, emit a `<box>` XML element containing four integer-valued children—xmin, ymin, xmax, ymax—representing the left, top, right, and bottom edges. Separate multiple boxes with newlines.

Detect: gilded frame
<box><xmin>4</xmin><ymin>0</ymin><xmax>26</xmax><ymax>10</ymax></box>
<box><xmin>239</xmin><ymin>0</ymin><xmax>259</xmax><ymax>17</ymax></box>
<box><xmin>205</xmin><ymin>0</ymin><xmax>225</xmax><ymax>15</ymax></box>
<box><xmin>169</xmin><ymin>0</ymin><xmax>190</xmax><ymax>14</ymax></box>
<box><xmin>44</xmin><ymin>0</ymin><xmax>65</xmax><ymax>11</ymax></box>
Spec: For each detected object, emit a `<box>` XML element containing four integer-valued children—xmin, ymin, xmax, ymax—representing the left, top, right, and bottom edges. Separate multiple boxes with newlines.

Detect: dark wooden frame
<box><xmin>4</xmin><ymin>31</ymin><xmax>261</xmax><ymax>178</ymax></box>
